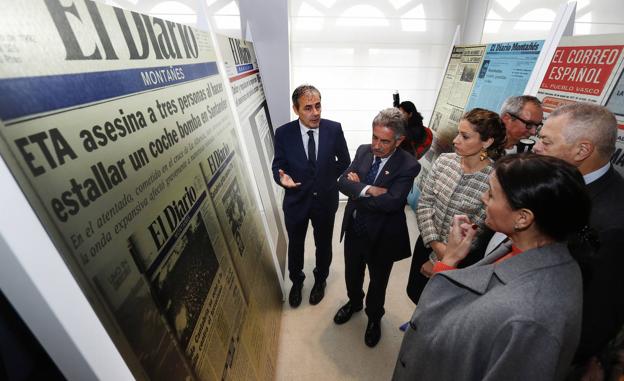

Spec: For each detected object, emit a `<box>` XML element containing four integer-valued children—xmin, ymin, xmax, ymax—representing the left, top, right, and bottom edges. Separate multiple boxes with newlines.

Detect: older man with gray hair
<box><xmin>334</xmin><ymin>108</ymin><xmax>420</xmax><ymax>347</ymax></box>
<box><xmin>532</xmin><ymin>102</ymin><xmax>624</xmax><ymax>378</ymax></box>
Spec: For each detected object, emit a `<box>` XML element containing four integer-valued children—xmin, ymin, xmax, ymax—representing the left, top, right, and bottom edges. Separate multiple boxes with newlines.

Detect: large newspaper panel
<box><xmin>465</xmin><ymin>40</ymin><xmax>544</xmax><ymax>113</ymax></box>
<box><xmin>215</xmin><ymin>34</ymin><xmax>287</xmax><ymax>278</ymax></box>
<box><xmin>429</xmin><ymin>45</ymin><xmax>486</xmax><ymax>152</ymax></box>
<box><xmin>0</xmin><ymin>1</ymin><xmax>279</xmax><ymax>380</ymax></box>
<box><xmin>536</xmin><ymin>34</ymin><xmax>624</xmax><ymax>175</ymax></box>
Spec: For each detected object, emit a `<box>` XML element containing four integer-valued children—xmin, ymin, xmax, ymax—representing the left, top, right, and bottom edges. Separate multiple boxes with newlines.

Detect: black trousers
<box><xmin>285</xmin><ymin>200</ymin><xmax>336</xmax><ymax>284</ymax></box>
<box><xmin>406</xmin><ymin>235</ymin><xmax>432</xmax><ymax>304</ymax></box>
<box><xmin>344</xmin><ymin>224</ymin><xmax>394</xmax><ymax>321</ymax></box>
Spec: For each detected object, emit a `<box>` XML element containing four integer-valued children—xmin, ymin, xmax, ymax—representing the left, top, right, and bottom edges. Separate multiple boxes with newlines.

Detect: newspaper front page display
<box><xmin>197</xmin><ymin>108</ymin><xmax>281</xmax><ymax>381</ymax></box>
<box><xmin>216</xmin><ymin>34</ymin><xmax>287</xmax><ymax>278</ymax></box>
<box><xmin>536</xmin><ymin>34</ymin><xmax>624</xmax><ymax>175</ymax></box>
<box><xmin>465</xmin><ymin>40</ymin><xmax>544</xmax><ymax>113</ymax></box>
<box><xmin>0</xmin><ymin>1</ymin><xmax>279</xmax><ymax>379</ymax></box>
<box><xmin>606</xmin><ymin>68</ymin><xmax>624</xmax><ymax>170</ymax></box>
<box><xmin>429</xmin><ymin>45</ymin><xmax>486</xmax><ymax>152</ymax></box>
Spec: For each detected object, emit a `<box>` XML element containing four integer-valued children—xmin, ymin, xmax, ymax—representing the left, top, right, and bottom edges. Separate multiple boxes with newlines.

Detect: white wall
<box><xmin>482</xmin><ymin>0</ymin><xmax>624</xmax><ymax>43</ymax></box>
<box><xmin>290</xmin><ymin>0</ymin><xmax>467</xmax><ymax>157</ymax></box>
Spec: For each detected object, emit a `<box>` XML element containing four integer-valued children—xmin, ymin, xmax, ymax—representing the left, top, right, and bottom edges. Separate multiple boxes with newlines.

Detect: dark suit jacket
<box><xmin>573</xmin><ymin>166</ymin><xmax>624</xmax><ymax>363</ymax></box>
<box><xmin>339</xmin><ymin>144</ymin><xmax>420</xmax><ymax>262</ymax></box>
<box><xmin>272</xmin><ymin>118</ymin><xmax>350</xmax><ymax>224</ymax></box>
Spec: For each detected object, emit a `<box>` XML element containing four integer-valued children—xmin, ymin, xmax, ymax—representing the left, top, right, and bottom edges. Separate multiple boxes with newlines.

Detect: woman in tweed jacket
<box><xmin>406</xmin><ymin>108</ymin><xmax>506</xmax><ymax>304</ymax></box>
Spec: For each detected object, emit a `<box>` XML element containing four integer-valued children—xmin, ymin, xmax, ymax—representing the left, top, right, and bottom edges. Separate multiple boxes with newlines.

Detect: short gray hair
<box><xmin>292</xmin><ymin>84</ymin><xmax>321</xmax><ymax>108</ymax></box>
<box><xmin>372</xmin><ymin>108</ymin><xmax>406</xmax><ymax>139</ymax></box>
<box><xmin>500</xmin><ymin>95</ymin><xmax>542</xmax><ymax>116</ymax></box>
<box><xmin>550</xmin><ymin>102</ymin><xmax>617</xmax><ymax>158</ymax></box>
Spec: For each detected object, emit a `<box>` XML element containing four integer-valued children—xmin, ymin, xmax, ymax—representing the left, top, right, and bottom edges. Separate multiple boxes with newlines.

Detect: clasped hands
<box><xmin>420</xmin><ymin>215</ymin><xmax>479</xmax><ymax>278</ymax></box>
<box><xmin>345</xmin><ymin>171</ymin><xmax>387</xmax><ymax>197</ymax></box>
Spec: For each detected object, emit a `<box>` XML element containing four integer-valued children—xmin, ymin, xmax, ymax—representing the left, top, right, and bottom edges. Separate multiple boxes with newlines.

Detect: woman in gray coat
<box><xmin>393</xmin><ymin>154</ymin><xmax>592</xmax><ymax>381</ymax></box>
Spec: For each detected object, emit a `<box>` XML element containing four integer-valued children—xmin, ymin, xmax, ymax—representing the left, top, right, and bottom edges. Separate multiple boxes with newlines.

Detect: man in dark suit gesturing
<box><xmin>272</xmin><ymin>84</ymin><xmax>350</xmax><ymax>308</ymax></box>
<box><xmin>334</xmin><ymin>108</ymin><xmax>420</xmax><ymax>347</ymax></box>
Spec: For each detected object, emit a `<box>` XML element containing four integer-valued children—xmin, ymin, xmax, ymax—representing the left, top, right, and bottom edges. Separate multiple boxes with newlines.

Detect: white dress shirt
<box><xmin>299</xmin><ymin>121</ymin><xmax>319</xmax><ymax>160</ymax></box>
<box><xmin>359</xmin><ymin>150</ymin><xmax>394</xmax><ymax>198</ymax></box>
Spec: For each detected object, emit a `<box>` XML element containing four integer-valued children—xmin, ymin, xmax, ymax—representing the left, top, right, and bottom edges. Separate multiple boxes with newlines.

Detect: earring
<box><xmin>479</xmin><ymin>148</ymin><xmax>488</xmax><ymax>161</ymax></box>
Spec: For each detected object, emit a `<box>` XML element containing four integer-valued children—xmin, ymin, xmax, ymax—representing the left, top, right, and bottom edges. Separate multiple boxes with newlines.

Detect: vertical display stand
<box><xmin>0</xmin><ymin>154</ymin><xmax>133</xmax><ymax>380</ymax></box>
<box><xmin>208</xmin><ymin>29</ymin><xmax>288</xmax><ymax>298</ymax></box>
<box><xmin>523</xmin><ymin>2</ymin><xmax>577</xmax><ymax>95</ymax></box>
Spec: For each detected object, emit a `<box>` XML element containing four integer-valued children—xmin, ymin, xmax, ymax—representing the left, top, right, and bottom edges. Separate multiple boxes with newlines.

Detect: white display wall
<box><xmin>482</xmin><ymin>0</ymin><xmax>624</xmax><ymax>43</ymax></box>
<box><xmin>290</xmin><ymin>0</ymin><xmax>467</xmax><ymax>158</ymax></box>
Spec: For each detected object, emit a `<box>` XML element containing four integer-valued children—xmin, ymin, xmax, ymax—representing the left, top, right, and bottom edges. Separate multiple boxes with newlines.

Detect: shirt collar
<box><xmin>299</xmin><ymin>120</ymin><xmax>318</xmax><ymax>135</ymax></box>
<box><xmin>583</xmin><ymin>162</ymin><xmax>610</xmax><ymax>184</ymax></box>
<box><xmin>374</xmin><ymin>149</ymin><xmax>396</xmax><ymax>164</ymax></box>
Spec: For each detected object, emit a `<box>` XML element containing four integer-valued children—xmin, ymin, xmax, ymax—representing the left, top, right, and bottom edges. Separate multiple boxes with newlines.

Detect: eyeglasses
<box><xmin>508</xmin><ymin>112</ymin><xmax>543</xmax><ymax>130</ymax></box>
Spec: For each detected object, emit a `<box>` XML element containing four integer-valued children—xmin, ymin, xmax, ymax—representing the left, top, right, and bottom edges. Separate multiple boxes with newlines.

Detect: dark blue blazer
<box><xmin>339</xmin><ymin>144</ymin><xmax>420</xmax><ymax>262</ymax></box>
<box><xmin>272</xmin><ymin>118</ymin><xmax>350</xmax><ymax>224</ymax></box>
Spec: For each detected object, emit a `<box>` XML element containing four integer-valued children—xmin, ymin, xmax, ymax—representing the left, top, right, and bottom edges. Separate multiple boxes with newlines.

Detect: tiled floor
<box><xmin>275</xmin><ymin>203</ymin><xmax>420</xmax><ymax>381</ymax></box>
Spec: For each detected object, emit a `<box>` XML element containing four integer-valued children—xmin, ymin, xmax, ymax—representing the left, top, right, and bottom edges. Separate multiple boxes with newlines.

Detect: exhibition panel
<box><xmin>0</xmin><ymin>1</ymin><xmax>281</xmax><ymax>379</ymax></box>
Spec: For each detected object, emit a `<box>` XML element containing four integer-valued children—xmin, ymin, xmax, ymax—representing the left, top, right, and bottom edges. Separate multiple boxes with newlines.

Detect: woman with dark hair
<box><xmin>393</xmin><ymin>153</ymin><xmax>591</xmax><ymax>381</ymax></box>
<box><xmin>398</xmin><ymin>101</ymin><xmax>432</xmax><ymax>158</ymax></box>
<box><xmin>405</xmin><ymin>108</ymin><xmax>506</xmax><ymax>303</ymax></box>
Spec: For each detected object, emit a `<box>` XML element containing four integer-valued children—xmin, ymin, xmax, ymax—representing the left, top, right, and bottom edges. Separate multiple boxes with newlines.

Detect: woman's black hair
<box><xmin>494</xmin><ymin>153</ymin><xmax>591</xmax><ymax>242</ymax></box>
<box><xmin>399</xmin><ymin>101</ymin><xmax>426</xmax><ymax>144</ymax></box>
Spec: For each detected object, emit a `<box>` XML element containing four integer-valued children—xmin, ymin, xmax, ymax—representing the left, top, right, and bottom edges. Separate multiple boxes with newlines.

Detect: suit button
<box><xmin>313</xmin><ymin>192</ymin><xmax>318</xmax><ymax>196</ymax></box>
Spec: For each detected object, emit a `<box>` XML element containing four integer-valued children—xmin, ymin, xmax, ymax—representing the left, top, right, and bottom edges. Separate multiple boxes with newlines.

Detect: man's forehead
<box><xmin>522</xmin><ymin>102</ymin><xmax>542</xmax><ymax>115</ymax></box>
<box><xmin>542</xmin><ymin>115</ymin><xmax>566</xmax><ymax>135</ymax></box>
<box><xmin>299</xmin><ymin>92</ymin><xmax>320</xmax><ymax>104</ymax></box>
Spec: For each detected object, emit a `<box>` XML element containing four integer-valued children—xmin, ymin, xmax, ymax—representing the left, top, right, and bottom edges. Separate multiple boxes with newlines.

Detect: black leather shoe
<box><xmin>333</xmin><ymin>301</ymin><xmax>362</xmax><ymax>324</ymax></box>
<box><xmin>289</xmin><ymin>283</ymin><xmax>303</xmax><ymax>308</ymax></box>
<box><xmin>309</xmin><ymin>281</ymin><xmax>326</xmax><ymax>305</ymax></box>
<box><xmin>364</xmin><ymin>319</ymin><xmax>381</xmax><ymax>347</ymax></box>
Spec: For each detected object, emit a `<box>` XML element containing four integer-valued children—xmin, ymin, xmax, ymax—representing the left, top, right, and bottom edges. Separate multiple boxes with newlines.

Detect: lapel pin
<box><xmin>384</xmin><ymin>170</ymin><xmax>389</xmax><ymax>175</ymax></box>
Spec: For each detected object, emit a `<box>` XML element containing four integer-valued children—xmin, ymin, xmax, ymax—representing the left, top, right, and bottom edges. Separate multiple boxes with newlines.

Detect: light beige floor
<box><xmin>275</xmin><ymin>203</ymin><xmax>420</xmax><ymax>381</ymax></box>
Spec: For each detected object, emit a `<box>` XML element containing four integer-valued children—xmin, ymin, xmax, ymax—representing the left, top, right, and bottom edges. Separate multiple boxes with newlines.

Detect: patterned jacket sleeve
<box><xmin>416</xmin><ymin>156</ymin><xmax>442</xmax><ymax>245</ymax></box>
